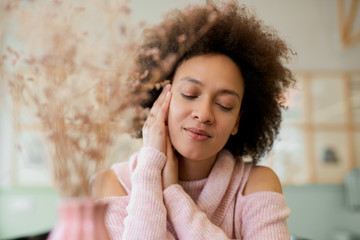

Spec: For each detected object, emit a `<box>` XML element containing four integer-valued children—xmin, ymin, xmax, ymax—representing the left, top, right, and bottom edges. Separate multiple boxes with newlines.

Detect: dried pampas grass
<box><xmin>1</xmin><ymin>0</ymin><xmax>143</xmax><ymax>197</ymax></box>
<box><xmin>1</xmin><ymin>0</ymin><xmax>234</xmax><ymax>197</ymax></box>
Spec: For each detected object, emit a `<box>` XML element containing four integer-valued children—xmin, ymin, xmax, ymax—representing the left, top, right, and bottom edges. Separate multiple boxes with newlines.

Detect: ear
<box><xmin>231</xmin><ymin>110</ymin><xmax>244</xmax><ymax>135</ymax></box>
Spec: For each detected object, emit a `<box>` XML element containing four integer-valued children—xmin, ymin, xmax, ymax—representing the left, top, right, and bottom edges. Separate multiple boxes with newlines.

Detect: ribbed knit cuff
<box><xmin>130</xmin><ymin>146</ymin><xmax>166</xmax><ymax>187</ymax></box>
<box><xmin>124</xmin><ymin>147</ymin><xmax>168</xmax><ymax>239</ymax></box>
<box><xmin>164</xmin><ymin>184</ymin><xmax>196</xmax><ymax>220</ymax></box>
<box><xmin>137</xmin><ymin>146</ymin><xmax>166</xmax><ymax>169</ymax></box>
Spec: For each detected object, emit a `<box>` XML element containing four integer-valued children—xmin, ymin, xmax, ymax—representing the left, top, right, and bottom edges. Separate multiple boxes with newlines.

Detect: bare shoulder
<box><xmin>90</xmin><ymin>169</ymin><xmax>127</xmax><ymax>200</ymax></box>
<box><xmin>242</xmin><ymin>166</ymin><xmax>282</xmax><ymax>196</ymax></box>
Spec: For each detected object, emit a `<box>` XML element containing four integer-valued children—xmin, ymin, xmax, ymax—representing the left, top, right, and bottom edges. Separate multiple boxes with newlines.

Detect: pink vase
<box><xmin>47</xmin><ymin>198</ymin><xmax>110</xmax><ymax>240</ymax></box>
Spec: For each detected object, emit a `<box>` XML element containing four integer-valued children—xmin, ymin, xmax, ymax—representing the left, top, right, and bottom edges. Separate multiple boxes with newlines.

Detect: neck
<box><xmin>177</xmin><ymin>152</ymin><xmax>218</xmax><ymax>181</ymax></box>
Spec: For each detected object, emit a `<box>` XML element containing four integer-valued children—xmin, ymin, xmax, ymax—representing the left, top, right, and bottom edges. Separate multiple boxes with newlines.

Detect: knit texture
<box><xmin>97</xmin><ymin>147</ymin><xmax>291</xmax><ymax>239</ymax></box>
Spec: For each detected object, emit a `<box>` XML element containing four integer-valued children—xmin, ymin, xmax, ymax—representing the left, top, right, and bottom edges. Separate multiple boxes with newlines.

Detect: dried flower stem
<box><xmin>1</xmin><ymin>0</ymin><xmax>141</xmax><ymax>197</ymax></box>
<box><xmin>1</xmin><ymin>0</ymin><xmax>233</xmax><ymax>197</ymax></box>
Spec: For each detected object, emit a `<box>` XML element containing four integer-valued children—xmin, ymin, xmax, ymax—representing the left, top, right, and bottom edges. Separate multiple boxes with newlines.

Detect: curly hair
<box><xmin>130</xmin><ymin>2</ymin><xmax>295</xmax><ymax>164</ymax></box>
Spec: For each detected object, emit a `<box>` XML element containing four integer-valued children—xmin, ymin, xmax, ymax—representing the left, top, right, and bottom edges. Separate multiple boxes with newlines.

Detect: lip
<box><xmin>184</xmin><ymin>127</ymin><xmax>211</xmax><ymax>141</ymax></box>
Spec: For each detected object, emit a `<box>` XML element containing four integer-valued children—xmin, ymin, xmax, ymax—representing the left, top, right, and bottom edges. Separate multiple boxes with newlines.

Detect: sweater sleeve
<box><xmin>239</xmin><ymin>191</ymin><xmax>291</xmax><ymax>240</ymax></box>
<box><xmin>96</xmin><ymin>196</ymin><xmax>130</xmax><ymax>239</ymax></box>
<box><xmin>164</xmin><ymin>185</ymin><xmax>291</xmax><ymax>240</ymax></box>
<box><xmin>97</xmin><ymin>147</ymin><xmax>175</xmax><ymax>240</ymax></box>
<box><xmin>123</xmin><ymin>146</ymin><xmax>172</xmax><ymax>239</ymax></box>
<box><xmin>163</xmin><ymin>184</ymin><xmax>231</xmax><ymax>239</ymax></box>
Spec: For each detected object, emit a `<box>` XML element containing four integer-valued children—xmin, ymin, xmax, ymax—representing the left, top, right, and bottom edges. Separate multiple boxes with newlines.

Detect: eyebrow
<box><xmin>180</xmin><ymin>77</ymin><xmax>241</xmax><ymax>99</ymax></box>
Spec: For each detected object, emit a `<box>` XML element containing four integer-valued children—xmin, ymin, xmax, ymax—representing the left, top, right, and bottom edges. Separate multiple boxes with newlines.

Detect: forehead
<box><xmin>172</xmin><ymin>54</ymin><xmax>244</xmax><ymax>92</ymax></box>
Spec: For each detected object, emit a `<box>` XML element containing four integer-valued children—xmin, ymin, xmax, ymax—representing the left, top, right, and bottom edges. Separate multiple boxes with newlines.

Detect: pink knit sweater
<box><xmin>97</xmin><ymin>147</ymin><xmax>290</xmax><ymax>239</ymax></box>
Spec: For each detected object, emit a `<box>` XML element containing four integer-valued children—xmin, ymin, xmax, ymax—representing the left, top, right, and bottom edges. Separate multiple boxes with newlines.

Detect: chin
<box><xmin>169</xmin><ymin>131</ymin><xmax>226</xmax><ymax>161</ymax></box>
<box><xmin>174</xmin><ymin>144</ymin><xmax>217</xmax><ymax>161</ymax></box>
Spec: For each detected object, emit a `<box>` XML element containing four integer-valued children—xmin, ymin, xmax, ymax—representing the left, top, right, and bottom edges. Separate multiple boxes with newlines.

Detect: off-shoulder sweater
<box><xmin>97</xmin><ymin>147</ymin><xmax>291</xmax><ymax>239</ymax></box>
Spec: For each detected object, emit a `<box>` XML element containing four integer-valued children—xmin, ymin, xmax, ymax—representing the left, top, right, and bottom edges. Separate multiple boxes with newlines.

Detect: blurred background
<box><xmin>0</xmin><ymin>0</ymin><xmax>359</xmax><ymax>239</ymax></box>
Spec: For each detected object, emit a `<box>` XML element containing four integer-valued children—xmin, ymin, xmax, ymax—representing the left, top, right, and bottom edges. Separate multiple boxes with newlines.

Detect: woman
<box><xmin>92</xmin><ymin>2</ymin><xmax>295</xmax><ymax>239</ymax></box>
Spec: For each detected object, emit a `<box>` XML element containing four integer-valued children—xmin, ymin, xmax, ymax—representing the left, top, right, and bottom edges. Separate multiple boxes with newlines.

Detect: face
<box><xmin>168</xmin><ymin>54</ymin><xmax>245</xmax><ymax>162</ymax></box>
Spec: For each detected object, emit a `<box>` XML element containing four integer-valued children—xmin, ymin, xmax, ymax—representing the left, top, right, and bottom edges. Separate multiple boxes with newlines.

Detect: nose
<box><xmin>191</xmin><ymin>100</ymin><xmax>214</xmax><ymax>124</ymax></box>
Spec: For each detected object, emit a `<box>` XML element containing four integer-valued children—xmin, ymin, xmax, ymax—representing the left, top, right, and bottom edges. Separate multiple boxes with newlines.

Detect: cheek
<box><xmin>168</xmin><ymin>95</ymin><xmax>187</xmax><ymax>122</ymax></box>
<box><xmin>219</xmin><ymin>116</ymin><xmax>238</xmax><ymax>136</ymax></box>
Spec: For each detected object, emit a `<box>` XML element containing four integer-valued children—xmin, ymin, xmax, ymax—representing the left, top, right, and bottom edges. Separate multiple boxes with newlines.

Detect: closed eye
<box><xmin>217</xmin><ymin>104</ymin><xmax>233</xmax><ymax>111</ymax></box>
<box><xmin>181</xmin><ymin>93</ymin><xmax>233</xmax><ymax>111</ymax></box>
<box><xmin>181</xmin><ymin>93</ymin><xmax>197</xmax><ymax>99</ymax></box>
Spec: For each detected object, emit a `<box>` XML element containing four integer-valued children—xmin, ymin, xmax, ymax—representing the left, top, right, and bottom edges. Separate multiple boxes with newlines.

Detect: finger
<box><xmin>149</xmin><ymin>84</ymin><xmax>171</xmax><ymax>117</ymax></box>
<box><xmin>157</xmin><ymin>91</ymin><xmax>171</xmax><ymax>123</ymax></box>
<box><xmin>144</xmin><ymin>85</ymin><xmax>170</xmax><ymax>126</ymax></box>
<box><xmin>166</xmin><ymin>133</ymin><xmax>172</xmax><ymax>158</ymax></box>
<box><xmin>167</xmin><ymin>135</ymin><xmax>177</xmax><ymax>160</ymax></box>
<box><xmin>151</xmin><ymin>84</ymin><xmax>170</xmax><ymax>114</ymax></box>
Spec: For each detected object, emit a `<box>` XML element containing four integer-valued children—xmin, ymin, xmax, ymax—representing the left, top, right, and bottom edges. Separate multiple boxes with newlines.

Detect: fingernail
<box><xmin>164</xmin><ymin>84</ymin><xmax>171</xmax><ymax>90</ymax></box>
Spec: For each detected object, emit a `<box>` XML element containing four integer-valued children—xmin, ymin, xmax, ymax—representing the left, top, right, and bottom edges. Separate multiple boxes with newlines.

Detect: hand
<box><xmin>162</xmin><ymin>134</ymin><xmax>178</xmax><ymax>190</ymax></box>
<box><xmin>142</xmin><ymin>84</ymin><xmax>172</xmax><ymax>154</ymax></box>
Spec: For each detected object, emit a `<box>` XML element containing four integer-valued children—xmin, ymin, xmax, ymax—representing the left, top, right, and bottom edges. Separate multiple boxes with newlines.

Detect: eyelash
<box><xmin>181</xmin><ymin>93</ymin><xmax>197</xmax><ymax>99</ymax></box>
<box><xmin>218</xmin><ymin>104</ymin><xmax>232</xmax><ymax>111</ymax></box>
<box><xmin>181</xmin><ymin>93</ymin><xmax>233</xmax><ymax>112</ymax></box>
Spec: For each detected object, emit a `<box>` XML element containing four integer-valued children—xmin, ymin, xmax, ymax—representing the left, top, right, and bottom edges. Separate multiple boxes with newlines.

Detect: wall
<box><xmin>284</xmin><ymin>184</ymin><xmax>360</xmax><ymax>240</ymax></box>
<box><xmin>0</xmin><ymin>95</ymin><xmax>13</xmax><ymax>188</ymax></box>
<box><xmin>128</xmin><ymin>0</ymin><xmax>360</xmax><ymax>71</ymax></box>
